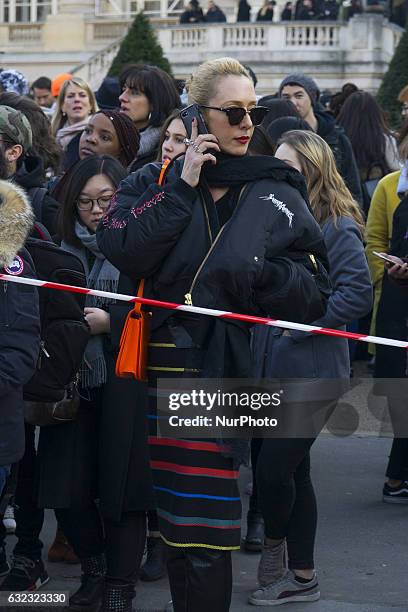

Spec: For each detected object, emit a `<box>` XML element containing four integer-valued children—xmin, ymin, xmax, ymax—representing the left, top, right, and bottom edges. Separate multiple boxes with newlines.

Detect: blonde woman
<box><xmin>98</xmin><ymin>58</ymin><xmax>330</xmax><ymax>611</ymax></box>
<box><xmin>51</xmin><ymin>77</ymin><xmax>98</xmax><ymax>151</ymax></box>
<box><xmin>249</xmin><ymin>130</ymin><xmax>372</xmax><ymax>606</ymax></box>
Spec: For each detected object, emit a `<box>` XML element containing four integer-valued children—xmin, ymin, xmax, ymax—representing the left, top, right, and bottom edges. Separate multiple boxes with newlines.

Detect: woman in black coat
<box><xmin>97</xmin><ymin>58</ymin><xmax>330</xmax><ymax>611</ymax></box>
<box><xmin>37</xmin><ymin>156</ymin><xmax>154</xmax><ymax>612</ymax></box>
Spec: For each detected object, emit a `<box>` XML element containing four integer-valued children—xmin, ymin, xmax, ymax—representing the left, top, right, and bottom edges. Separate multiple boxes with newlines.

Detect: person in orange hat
<box><xmin>51</xmin><ymin>73</ymin><xmax>73</xmax><ymax>99</ymax></box>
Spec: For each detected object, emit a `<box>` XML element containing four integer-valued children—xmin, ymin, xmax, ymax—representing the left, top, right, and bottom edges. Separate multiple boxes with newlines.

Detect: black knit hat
<box><xmin>95</xmin><ymin>77</ymin><xmax>120</xmax><ymax>111</ymax></box>
<box><xmin>279</xmin><ymin>73</ymin><xmax>320</xmax><ymax>105</ymax></box>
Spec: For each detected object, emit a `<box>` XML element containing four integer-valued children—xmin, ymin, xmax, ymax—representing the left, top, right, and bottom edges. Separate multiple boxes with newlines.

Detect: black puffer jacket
<box><xmin>316</xmin><ymin>110</ymin><xmax>363</xmax><ymax>206</ymax></box>
<box><xmin>97</xmin><ymin>160</ymin><xmax>329</xmax><ymax>330</ymax></box>
<box><xmin>0</xmin><ymin>181</ymin><xmax>40</xmax><ymax>466</ymax></box>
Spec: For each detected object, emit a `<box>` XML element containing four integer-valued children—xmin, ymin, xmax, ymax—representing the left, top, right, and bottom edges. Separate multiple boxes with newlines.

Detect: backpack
<box><xmin>360</xmin><ymin>162</ymin><xmax>389</xmax><ymax>216</ymax></box>
<box><xmin>23</xmin><ymin>224</ymin><xmax>90</xmax><ymax>403</ymax></box>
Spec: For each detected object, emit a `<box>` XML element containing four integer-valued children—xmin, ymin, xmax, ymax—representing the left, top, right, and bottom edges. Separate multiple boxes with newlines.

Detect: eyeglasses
<box><xmin>199</xmin><ymin>105</ymin><xmax>269</xmax><ymax>126</ymax></box>
<box><xmin>76</xmin><ymin>196</ymin><xmax>113</xmax><ymax>211</ymax></box>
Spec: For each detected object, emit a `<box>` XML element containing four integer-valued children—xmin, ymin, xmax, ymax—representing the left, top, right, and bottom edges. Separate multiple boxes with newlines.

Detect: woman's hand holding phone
<box><xmin>180</xmin><ymin>119</ymin><xmax>220</xmax><ymax>188</ymax></box>
<box><xmin>373</xmin><ymin>252</ymin><xmax>408</xmax><ymax>280</ymax></box>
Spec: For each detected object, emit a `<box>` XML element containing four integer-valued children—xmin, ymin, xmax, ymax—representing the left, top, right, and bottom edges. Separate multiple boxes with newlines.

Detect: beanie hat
<box><xmin>0</xmin><ymin>105</ymin><xmax>32</xmax><ymax>151</ymax></box>
<box><xmin>266</xmin><ymin>116</ymin><xmax>312</xmax><ymax>144</ymax></box>
<box><xmin>51</xmin><ymin>73</ymin><xmax>73</xmax><ymax>98</ymax></box>
<box><xmin>0</xmin><ymin>70</ymin><xmax>29</xmax><ymax>96</ymax></box>
<box><xmin>279</xmin><ymin>73</ymin><xmax>320</xmax><ymax>105</ymax></box>
<box><xmin>95</xmin><ymin>77</ymin><xmax>120</xmax><ymax>111</ymax></box>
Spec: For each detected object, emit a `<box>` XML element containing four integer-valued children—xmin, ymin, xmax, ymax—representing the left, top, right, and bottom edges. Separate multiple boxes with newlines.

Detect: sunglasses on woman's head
<box><xmin>200</xmin><ymin>105</ymin><xmax>269</xmax><ymax>126</ymax></box>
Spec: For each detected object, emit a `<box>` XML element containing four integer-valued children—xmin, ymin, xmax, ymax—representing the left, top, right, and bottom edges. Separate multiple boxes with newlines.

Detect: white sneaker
<box><xmin>3</xmin><ymin>505</ymin><xmax>16</xmax><ymax>534</ymax></box>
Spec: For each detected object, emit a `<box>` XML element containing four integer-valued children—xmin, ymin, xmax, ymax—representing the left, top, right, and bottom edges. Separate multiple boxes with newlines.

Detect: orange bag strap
<box><xmin>158</xmin><ymin>158</ymin><xmax>170</xmax><ymax>187</ymax></box>
<box><xmin>132</xmin><ymin>278</ymin><xmax>144</xmax><ymax>315</ymax></box>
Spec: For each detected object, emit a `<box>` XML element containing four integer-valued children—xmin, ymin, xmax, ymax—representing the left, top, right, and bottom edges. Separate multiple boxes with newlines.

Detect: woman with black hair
<box><xmin>337</xmin><ymin>91</ymin><xmax>400</xmax><ymax>213</ymax></box>
<box><xmin>119</xmin><ymin>64</ymin><xmax>181</xmax><ymax>171</ymax></box>
<box><xmin>37</xmin><ymin>156</ymin><xmax>154</xmax><ymax>612</ymax></box>
<box><xmin>79</xmin><ymin>110</ymin><xmax>140</xmax><ymax>168</ymax></box>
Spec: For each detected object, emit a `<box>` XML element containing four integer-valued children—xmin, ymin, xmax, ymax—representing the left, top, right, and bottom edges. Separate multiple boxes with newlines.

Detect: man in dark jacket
<box><xmin>180</xmin><ymin>0</ymin><xmax>205</xmax><ymax>22</ymax></box>
<box><xmin>279</xmin><ymin>73</ymin><xmax>363</xmax><ymax>204</ymax></box>
<box><xmin>205</xmin><ymin>0</ymin><xmax>227</xmax><ymax>21</ymax></box>
<box><xmin>0</xmin><ymin>105</ymin><xmax>59</xmax><ymax>234</ymax></box>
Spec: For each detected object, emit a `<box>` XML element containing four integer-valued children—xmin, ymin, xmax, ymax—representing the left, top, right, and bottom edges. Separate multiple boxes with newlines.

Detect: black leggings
<box><xmin>56</xmin><ymin>505</ymin><xmax>146</xmax><ymax>585</ymax></box>
<box><xmin>256</xmin><ymin>438</ymin><xmax>317</xmax><ymax>570</ymax></box>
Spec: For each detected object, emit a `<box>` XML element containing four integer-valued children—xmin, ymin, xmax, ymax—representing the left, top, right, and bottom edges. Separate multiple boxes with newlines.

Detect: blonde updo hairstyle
<box><xmin>187</xmin><ymin>57</ymin><xmax>252</xmax><ymax>112</ymax></box>
<box><xmin>51</xmin><ymin>77</ymin><xmax>98</xmax><ymax>136</ymax></box>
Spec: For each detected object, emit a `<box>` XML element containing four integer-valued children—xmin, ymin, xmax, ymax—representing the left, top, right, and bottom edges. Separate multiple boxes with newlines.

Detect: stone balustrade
<box><xmin>73</xmin><ymin>38</ymin><xmax>122</xmax><ymax>85</ymax></box>
<box><xmin>154</xmin><ymin>16</ymin><xmax>403</xmax><ymax>92</ymax></box>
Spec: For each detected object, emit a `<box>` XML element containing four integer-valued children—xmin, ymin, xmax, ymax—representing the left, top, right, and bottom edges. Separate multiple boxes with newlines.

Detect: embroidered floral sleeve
<box><xmin>97</xmin><ymin>169</ymin><xmax>197</xmax><ymax>279</ymax></box>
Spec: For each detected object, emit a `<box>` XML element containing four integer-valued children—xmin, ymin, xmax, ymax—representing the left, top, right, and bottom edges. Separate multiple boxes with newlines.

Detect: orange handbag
<box><xmin>115</xmin><ymin>279</ymin><xmax>150</xmax><ymax>381</ymax></box>
<box><xmin>115</xmin><ymin>159</ymin><xmax>170</xmax><ymax>381</ymax></box>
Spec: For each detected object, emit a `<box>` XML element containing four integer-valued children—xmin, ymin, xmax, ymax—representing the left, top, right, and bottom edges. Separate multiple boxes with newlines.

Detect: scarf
<box><xmin>397</xmin><ymin>161</ymin><xmax>408</xmax><ymax>199</ymax></box>
<box><xmin>201</xmin><ymin>152</ymin><xmax>310</xmax><ymax>205</ymax></box>
<box><xmin>138</xmin><ymin>125</ymin><xmax>161</xmax><ymax>159</ymax></box>
<box><xmin>62</xmin><ymin>221</ymin><xmax>120</xmax><ymax>389</ymax></box>
<box><xmin>56</xmin><ymin>117</ymin><xmax>90</xmax><ymax>151</ymax></box>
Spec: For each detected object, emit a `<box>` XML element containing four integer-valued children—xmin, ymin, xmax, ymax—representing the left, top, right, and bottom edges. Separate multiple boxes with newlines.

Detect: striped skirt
<box><xmin>147</xmin><ymin>321</ymin><xmax>242</xmax><ymax>551</ymax></box>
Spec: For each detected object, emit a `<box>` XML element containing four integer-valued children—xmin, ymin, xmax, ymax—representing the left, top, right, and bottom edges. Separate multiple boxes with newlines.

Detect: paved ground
<box><xmin>2</xmin><ymin>366</ymin><xmax>408</xmax><ymax>611</ymax></box>
<box><xmin>3</xmin><ymin>434</ymin><xmax>408</xmax><ymax>611</ymax></box>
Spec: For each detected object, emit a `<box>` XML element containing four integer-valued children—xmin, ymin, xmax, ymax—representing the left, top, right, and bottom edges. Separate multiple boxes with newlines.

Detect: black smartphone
<box><xmin>179</xmin><ymin>104</ymin><xmax>208</xmax><ymax>139</ymax></box>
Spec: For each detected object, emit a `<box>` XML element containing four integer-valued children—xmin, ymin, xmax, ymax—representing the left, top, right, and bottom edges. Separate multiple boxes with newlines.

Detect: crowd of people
<box><xmin>179</xmin><ymin>0</ymin><xmax>380</xmax><ymax>24</ymax></box>
<box><xmin>0</xmin><ymin>60</ymin><xmax>407</xmax><ymax>612</ymax></box>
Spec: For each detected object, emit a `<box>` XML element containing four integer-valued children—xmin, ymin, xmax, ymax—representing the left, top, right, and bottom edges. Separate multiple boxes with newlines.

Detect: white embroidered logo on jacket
<box><xmin>260</xmin><ymin>194</ymin><xmax>294</xmax><ymax>228</ymax></box>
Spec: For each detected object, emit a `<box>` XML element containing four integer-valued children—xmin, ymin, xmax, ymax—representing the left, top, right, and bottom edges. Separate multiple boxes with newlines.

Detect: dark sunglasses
<box><xmin>200</xmin><ymin>105</ymin><xmax>269</xmax><ymax>126</ymax></box>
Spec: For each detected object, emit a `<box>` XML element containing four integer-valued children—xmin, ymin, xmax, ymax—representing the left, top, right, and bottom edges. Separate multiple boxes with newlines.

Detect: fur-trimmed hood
<box><xmin>0</xmin><ymin>180</ymin><xmax>34</xmax><ymax>267</ymax></box>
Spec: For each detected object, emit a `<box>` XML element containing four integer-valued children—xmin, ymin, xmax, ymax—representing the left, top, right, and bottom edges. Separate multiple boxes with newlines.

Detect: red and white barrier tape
<box><xmin>0</xmin><ymin>273</ymin><xmax>406</xmax><ymax>350</ymax></box>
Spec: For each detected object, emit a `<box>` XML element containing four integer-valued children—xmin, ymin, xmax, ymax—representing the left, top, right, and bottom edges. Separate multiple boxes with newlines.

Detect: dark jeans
<box><xmin>386</xmin><ymin>397</ymin><xmax>408</xmax><ymax>481</ymax></box>
<box><xmin>386</xmin><ymin>439</ymin><xmax>408</xmax><ymax>481</ymax></box>
<box><xmin>167</xmin><ymin>546</ymin><xmax>232</xmax><ymax>612</ymax></box>
<box><xmin>256</xmin><ymin>437</ymin><xmax>317</xmax><ymax>570</ymax></box>
<box><xmin>0</xmin><ymin>425</ymin><xmax>44</xmax><ymax>560</ymax></box>
<box><xmin>56</xmin><ymin>505</ymin><xmax>146</xmax><ymax>585</ymax></box>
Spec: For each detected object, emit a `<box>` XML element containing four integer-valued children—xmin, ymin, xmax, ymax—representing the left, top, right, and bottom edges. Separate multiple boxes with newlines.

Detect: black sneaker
<box><xmin>0</xmin><ymin>556</ymin><xmax>49</xmax><ymax>591</ymax></box>
<box><xmin>383</xmin><ymin>481</ymin><xmax>408</xmax><ymax>504</ymax></box>
<box><xmin>0</xmin><ymin>545</ymin><xmax>10</xmax><ymax>577</ymax></box>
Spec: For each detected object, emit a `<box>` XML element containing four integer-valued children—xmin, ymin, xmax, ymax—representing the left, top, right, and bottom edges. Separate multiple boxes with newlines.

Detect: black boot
<box><xmin>167</xmin><ymin>547</ymin><xmax>232</xmax><ymax>612</ymax></box>
<box><xmin>244</xmin><ymin>510</ymin><xmax>264</xmax><ymax>553</ymax></box>
<box><xmin>70</xmin><ymin>555</ymin><xmax>106</xmax><ymax>610</ymax></box>
<box><xmin>140</xmin><ymin>537</ymin><xmax>167</xmax><ymax>581</ymax></box>
<box><xmin>100</xmin><ymin>582</ymin><xmax>135</xmax><ymax>612</ymax></box>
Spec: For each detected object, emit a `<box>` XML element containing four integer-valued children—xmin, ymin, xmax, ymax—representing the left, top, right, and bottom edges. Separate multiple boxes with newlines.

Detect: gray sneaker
<box><xmin>257</xmin><ymin>540</ymin><xmax>287</xmax><ymax>586</ymax></box>
<box><xmin>249</xmin><ymin>570</ymin><xmax>320</xmax><ymax>606</ymax></box>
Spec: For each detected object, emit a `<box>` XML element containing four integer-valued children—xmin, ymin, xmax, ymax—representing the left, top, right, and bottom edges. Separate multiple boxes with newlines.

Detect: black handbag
<box><xmin>24</xmin><ymin>382</ymin><xmax>79</xmax><ymax>427</ymax></box>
